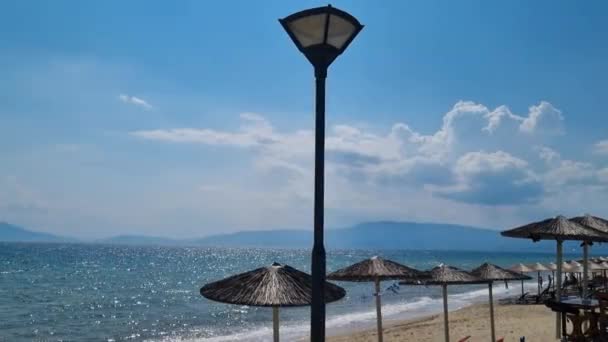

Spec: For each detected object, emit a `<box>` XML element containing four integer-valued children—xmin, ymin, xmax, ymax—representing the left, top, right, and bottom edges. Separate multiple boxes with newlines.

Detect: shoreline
<box><xmin>326</xmin><ymin>302</ymin><xmax>554</xmax><ymax>342</ymax></box>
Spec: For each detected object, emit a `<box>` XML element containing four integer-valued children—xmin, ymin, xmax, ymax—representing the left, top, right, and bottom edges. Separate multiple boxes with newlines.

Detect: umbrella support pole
<box><xmin>374</xmin><ymin>278</ymin><xmax>383</xmax><ymax>342</ymax></box>
<box><xmin>488</xmin><ymin>282</ymin><xmax>496</xmax><ymax>342</ymax></box>
<box><xmin>537</xmin><ymin>271</ymin><xmax>541</xmax><ymax>296</ymax></box>
<box><xmin>273</xmin><ymin>306</ymin><xmax>279</xmax><ymax>342</ymax></box>
<box><xmin>442</xmin><ymin>284</ymin><xmax>450</xmax><ymax>342</ymax></box>
<box><xmin>521</xmin><ymin>278</ymin><xmax>524</xmax><ymax>297</ymax></box>
<box><xmin>556</xmin><ymin>240</ymin><xmax>563</xmax><ymax>339</ymax></box>
<box><xmin>583</xmin><ymin>243</ymin><xmax>589</xmax><ymax>299</ymax></box>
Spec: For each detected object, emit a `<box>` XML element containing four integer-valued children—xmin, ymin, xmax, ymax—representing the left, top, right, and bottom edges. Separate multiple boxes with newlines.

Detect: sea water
<box><xmin>0</xmin><ymin>243</ymin><xmax>576</xmax><ymax>341</ymax></box>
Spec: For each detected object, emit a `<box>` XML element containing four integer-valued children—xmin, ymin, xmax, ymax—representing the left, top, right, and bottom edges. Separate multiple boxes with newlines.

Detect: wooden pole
<box><xmin>556</xmin><ymin>240</ymin><xmax>563</xmax><ymax>339</ymax></box>
<box><xmin>489</xmin><ymin>282</ymin><xmax>496</xmax><ymax>342</ymax></box>
<box><xmin>273</xmin><ymin>306</ymin><xmax>279</xmax><ymax>342</ymax></box>
<box><xmin>583</xmin><ymin>243</ymin><xmax>589</xmax><ymax>299</ymax></box>
<box><xmin>374</xmin><ymin>278</ymin><xmax>383</xmax><ymax>342</ymax></box>
<box><xmin>442</xmin><ymin>284</ymin><xmax>450</xmax><ymax>342</ymax></box>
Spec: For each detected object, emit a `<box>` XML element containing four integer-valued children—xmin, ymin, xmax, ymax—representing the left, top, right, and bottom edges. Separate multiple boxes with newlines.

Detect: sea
<box><xmin>0</xmin><ymin>243</ymin><xmax>582</xmax><ymax>341</ymax></box>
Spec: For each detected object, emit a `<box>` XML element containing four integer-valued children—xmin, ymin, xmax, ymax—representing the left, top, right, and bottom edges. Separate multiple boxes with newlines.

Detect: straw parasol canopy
<box><xmin>415</xmin><ymin>265</ymin><xmax>487</xmax><ymax>285</ymax></box>
<box><xmin>569</xmin><ymin>260</ymin><xmax>582</xmax><ymax>268</ymax></box>
<box><xmin>327</xmin><ymin>256</ymin><xmax>423</xmax><ymax>282</ymax></box>
<box><xmin>401</xmin><ymin>265</ymin><xmax>486</xmax><ymax>342</ymax></box>
<box><xmin>586</xmin><ymin>261</ymin><xmax>604</xmax><ymax>271</ymax></box>
<box><xmin>472</xmin><ymin>263</ymin><xmax>531</xmax><ymax>282</ymax></box>
<box><xmin>471</xmin><ymin>263</ymin><xmax>531</xmax><ymax>342</ymax></box>
<box><xmin>528</xmin><ymin>262</ymin><xmax>550</xmax><ymax>272</ymax></box>
<box><xmin>570</xmin><ymin>214</ymin><xmax>608</xmax><ymax>233</ymax></box>
<box><xmin>501</xmin><ymin>215</ymin><xmax>608</xmax><ymax>339</ymax></box>
<box><xmin>546</xmin><ymin>262</ymin><xmax>558</xmax><ymax>271</ymax></box>
<box><xmin>509</xmin><ymin>263</ymin><xmax>533</xmax><ymax>273</ymax></box>
<box><xmin>561</xmin><ymin>262</ymin><xmax>573</xmax><ymax>272</ymax></box>
<box><xmin>328</xmin><ymin>256</ymin><xmax>424</xmax><ymax>342</ymax></box>
<box><xmin>200</xmin><ymin>263</ymin><xmax>345</xmax><ymax>342</ymax></box>
<box><xmin>501</xmin><ymin>215</ymin><xmax>608</xmax><ymax>242</ymax></box>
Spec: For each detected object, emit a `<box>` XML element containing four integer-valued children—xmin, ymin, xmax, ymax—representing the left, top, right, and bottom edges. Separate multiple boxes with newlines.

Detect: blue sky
<box><xmin>1</xmin><ymin>0</ymin><xmax>607</xmax><ymax>239</ymax></box>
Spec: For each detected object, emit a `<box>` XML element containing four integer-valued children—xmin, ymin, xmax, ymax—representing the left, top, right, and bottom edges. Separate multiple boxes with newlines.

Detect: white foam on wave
<box><xmin>158</xmin><ymin>280</ymin><xmax>540</xmax><ymax>342</ymax></box>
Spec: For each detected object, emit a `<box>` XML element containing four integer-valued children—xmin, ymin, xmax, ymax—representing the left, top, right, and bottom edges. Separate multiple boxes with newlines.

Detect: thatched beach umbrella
<box><xmin>401</xmin><ymin>264</ymin><xmax>486</xmax><ymax>342</ymax></box>
<box><xmin>546</xmin><ymin>262</ymin><xmax>558</xmax><ymax>289</ymax></box>
<box><xmin>501</xmin><ymin>215</ymin><xmax>608</xmax><ymax>338</ymax></box>
<box><xmin>328</xmin><ymin>256</ymin><xmax>424</xmax><ymax>342</ymax></box>
<box><xmin>509</xmin><ymin>263</ymin><xmax>533</xmax><ymax>296</ymax></box>
<box><xmin>472</xmin><ymin>263</ymin><xmax>531</xmax><ymax>342</ymax></box>
<box><xmin>200</xmin><ymin>262</ymin><xmax>346</xmax><ymax>342</ymax></box>
<box><xmin>571</xmin><ymin>214</ymin><xmax>608</xmax><ymax>298</ymax></box>
<box><xmin>528</xmin><ymin>262</ymin><xmax>549</xmax><ymax>295</ymax></box>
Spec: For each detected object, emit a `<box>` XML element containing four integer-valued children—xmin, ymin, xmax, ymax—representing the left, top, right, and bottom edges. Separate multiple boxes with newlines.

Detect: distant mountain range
<box><xmin>0</xmin><ymin>222</ymin><xmax>73</xmax><ymax>242</ymax></box>
<box><xmin>0</xmin><ymin>220</ymin><xmax>602</xmax><ymax>253</ymax></box>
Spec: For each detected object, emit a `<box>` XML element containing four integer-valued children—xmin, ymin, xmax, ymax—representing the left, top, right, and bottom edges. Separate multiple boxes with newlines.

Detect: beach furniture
<box><xmin>327</xmin><ymin>256</ymin><xmax>425</xmax><ymax>342</ymax></box>
<box><xmin>597</xmin><ymin>291</ymin><xmax>608</xmax><ymax>339</ymax></box>
<box><xmin>501</xmin><ymin>215</ymin><xmax>608</xmax><ymax>339</ymax></box>
<box><xmin>471</xmin><ymin>263</ymin><xmax>530</xmax><ymax>342</ymax></box>
<box><xmin>401</xmin><ymin>264</ymin><xmax>486</xmax><ymax>342</ymax></box>
<box><xmin>200</xmin><ymin>262</ymin><xmax>345</xmax><ymax>342</ymax></box>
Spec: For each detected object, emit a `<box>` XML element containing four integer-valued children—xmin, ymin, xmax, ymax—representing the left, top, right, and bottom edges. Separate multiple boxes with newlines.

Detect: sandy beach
<box><xmin>328</xmin><ymin>302</ymin><xmax>555</xmax><ymax>342</ymax></box>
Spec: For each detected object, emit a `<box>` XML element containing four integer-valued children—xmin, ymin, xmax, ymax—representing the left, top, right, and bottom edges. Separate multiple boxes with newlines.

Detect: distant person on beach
<box><xmin>539</xmin><ymin>275</ymin><xmax>543</xmax><ymax>288</ymax></box>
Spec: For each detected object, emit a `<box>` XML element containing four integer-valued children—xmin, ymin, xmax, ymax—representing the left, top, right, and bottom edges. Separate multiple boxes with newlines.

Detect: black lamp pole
<box><xmin>279</xmin><ymin>6</ymin><xmax>363</xmax><ymax>341</ymax></box>
<box><xmin>311</xmin><ymin>64</ymin><xmax>327</xmax><ymax>340</ymax></box>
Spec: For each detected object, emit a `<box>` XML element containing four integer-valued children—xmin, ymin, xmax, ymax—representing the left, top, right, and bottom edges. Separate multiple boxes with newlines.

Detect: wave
<box><xmin>158</xmin><ymin>280</ymin><xmax>540</xmax><ymax>342</ymax></box>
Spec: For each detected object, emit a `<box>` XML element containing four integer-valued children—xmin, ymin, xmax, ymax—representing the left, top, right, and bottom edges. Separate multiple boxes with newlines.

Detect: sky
<box><xmin>1</xmin><ymin>0</ymin><xmax>608</xmax><ymax>239</ymax></box>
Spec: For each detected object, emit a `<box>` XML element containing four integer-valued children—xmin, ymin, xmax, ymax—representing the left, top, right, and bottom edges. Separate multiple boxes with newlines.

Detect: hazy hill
<box><xmin>195</xmin><ymin>221</ymin><xmax>564</xmax><ymax>252</ymax></box>
<box><xmin>0</xmin><ymin>222</ymin><xmax>71</xmax><ymax>242</ymax></box>
<box><xmin>97</xmin><ymin>235</ymin><xmax>182</xmax><ymax>246</ymax></box>
<box><xmin>1</xmin><ymin>220</ymin><xmax>601</xmax><ymax>253</ymax></box>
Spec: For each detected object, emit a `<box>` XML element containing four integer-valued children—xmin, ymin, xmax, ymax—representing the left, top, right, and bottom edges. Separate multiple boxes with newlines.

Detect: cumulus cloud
<box><xmin>535</xmin><ymin>146</ymin><xmax>560</xmax><ymax>163</ymax></box>
<box><xmin>595</xmin><ymin>140</ymin><xmax>608</xmax><ymax>155</ymax></box>
<box><xmin>433</xmin><ymin>151</ymin><xmax>543</xmax><ymax>205</ymax></box>
<box><xmin>518</xmin><ymin>101</ymin><xmax>564</xmax><ymax>134</ymax></box>
<box><xmin>132</xmin><ymin>100</ymin><xmax>582</xmax><ymax>209</ymax></box>
<box><xmin>118</xmin><ymin>94</ymin><xmax>153</xmax><ymax>110</ymax></box>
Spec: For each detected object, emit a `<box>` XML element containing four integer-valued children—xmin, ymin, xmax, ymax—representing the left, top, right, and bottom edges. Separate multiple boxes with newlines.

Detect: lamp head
<box><xmin>280</xmin><ymin>5</ymin><xmax>363</xmax><ymax>73</ymax></box>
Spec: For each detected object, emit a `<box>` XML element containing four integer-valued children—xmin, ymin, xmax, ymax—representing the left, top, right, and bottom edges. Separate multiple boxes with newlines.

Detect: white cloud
<box><xmin>124</xmin><ymin>99</ymin><xmax>608</xmax><ymax>231</ymax></box>
<box><xmin>535</xmin><ymin>146</ymin><xmax>560</xmax><ymax>163</ymax></box>
<box><xmin>433</xmin><ymin>151</ymin><xmax>543</xmax><ymax>205</ymax></box>
<box><xmin>595</xmin><ymin>140</ymin><xmax>608</xmax><ymax>155</ymax></box>
<box><xmin>118</xmin><ymin>94</ymin><xmax>153</xmax><ymax>110</ymax></box>
<box><xmin>518</xmin><ymin>101</ymin><xmax>564</xmax><ymax>134</ymax></box>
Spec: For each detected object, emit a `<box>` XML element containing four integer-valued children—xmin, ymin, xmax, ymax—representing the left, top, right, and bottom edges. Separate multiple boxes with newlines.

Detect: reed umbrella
<box><xmin>571</xmin><ymin>214</ymin><xmax>608</xmax><ymax>297</ymax></box>
<box><xmin>327</xmin><ymin>256</ymin><xmax>424</xmax><ymax>342</ymax></box>
<box><xmin>401</xmin><ymin>264</ymin><xmax>486</xmax><ymax>342</ymax></box>
<box><xmin>471</xmin><ymin>263</ymin><xmax>531</xmax><ymax>342</ymax></box>
<box><xmin>200</xmin><ymin>262</ymin><xmax>346</xmax><ymax>342</ymax></box>
<box><xmin>509</xmin><ymin>263</ymin><xmax>533</xmax><ymax>296</ymax></box>
<box><xmin>501</xmin><ymin>215</ymin><xmax>608</xmax><ymax>338</ymax></box>
<box><xmin>528</xmin><ymin>262</ymin><xmax>550</xmax><ymax>295</ymax></box>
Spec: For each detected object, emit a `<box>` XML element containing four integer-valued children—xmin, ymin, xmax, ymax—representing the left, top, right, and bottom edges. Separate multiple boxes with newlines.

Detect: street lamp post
<box><xmin>279</xmin><ymin>5</ymin><xmax>363</xmax><ymax>341</ymax></box>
